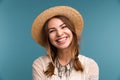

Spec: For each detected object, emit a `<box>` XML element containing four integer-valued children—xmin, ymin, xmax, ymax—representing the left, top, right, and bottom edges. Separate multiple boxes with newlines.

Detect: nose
<box><xmin>56</xmin><ymin>29</ymin><xmax>63</xmax><ymax>37</ymax></box>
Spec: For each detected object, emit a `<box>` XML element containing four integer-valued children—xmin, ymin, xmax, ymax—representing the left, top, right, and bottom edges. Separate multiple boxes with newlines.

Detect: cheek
<box><xmin>66</xmin><ymin>29</ymin><xmax>73</xmax><ymax>40</ymax></box>
<box><xmin>65</xmin><ymin>29</ymin><xmax>73</xmax><ymax>35</ymax></box>
<box><xmin>48</xmin><ymin>33</ymin><xmax>55</xmax><ymax>42</ymax></box>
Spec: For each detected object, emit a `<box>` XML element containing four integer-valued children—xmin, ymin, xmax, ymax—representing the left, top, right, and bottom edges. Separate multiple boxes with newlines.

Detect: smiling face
<box><xmin>47</xmin><ymin>17</ymin><xmax>73</xmax><ymax>50</ymax></box>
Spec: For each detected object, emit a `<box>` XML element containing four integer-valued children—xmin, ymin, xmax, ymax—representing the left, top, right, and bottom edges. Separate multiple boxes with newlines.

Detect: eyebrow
<box><xmin>48</xmin><ymin>23</ymin><xmax>66</xmax><ymax>30</ymax></box>
<box><xmin>59</xmin><ymin>23</ymin><xmax>66</xmax><ymax>27</ymax></box>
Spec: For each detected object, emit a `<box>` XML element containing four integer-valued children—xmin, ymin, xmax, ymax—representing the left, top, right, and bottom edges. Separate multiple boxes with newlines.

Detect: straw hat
<box><xmin>31</xmin><ymin>6</ymin><xmax>84</xmax><ymax>47</ymax></box>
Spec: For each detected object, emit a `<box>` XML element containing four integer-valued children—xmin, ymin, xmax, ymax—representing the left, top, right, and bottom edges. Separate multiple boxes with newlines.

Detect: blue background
<box><xmin>0</xmin><ymin>0</ymin><xmax>120</xmax><ymax>80</ymax></box>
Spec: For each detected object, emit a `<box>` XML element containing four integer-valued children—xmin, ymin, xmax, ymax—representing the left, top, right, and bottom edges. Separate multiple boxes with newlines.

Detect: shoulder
<box><xmin>33</xmin><ymin>55</ymin><xmax>50</xmax><ymax>63</ymax></box>
<box><xmin>32</xmin><ymin>55</ymin><xmax>51</xmax><ymax>70</ymax></box>
<box><xmin>78</xmin><ymin>55</ymin><xmax>99</xmax><ymax>73</ymax></box>
<box><xmin>78</xmin><ymin>55</ymin><xmax>99</xmax><ymax>79</ymax></box>
<box><xmin>78</xmin><ymin>55</ymin><xmax>98</xmax><ymax>67</ymax></box>
<box><xmin>33</xmin><ymin>55</ymin><xmax>50</xmax><ymax>65</ymax></box>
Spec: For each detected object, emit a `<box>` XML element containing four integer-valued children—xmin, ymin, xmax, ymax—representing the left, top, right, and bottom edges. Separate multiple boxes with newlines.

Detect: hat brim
<box><xmin>31</xmin><ymin>6</ymin><xmax>84</xmax><ymax>47</ymax></box>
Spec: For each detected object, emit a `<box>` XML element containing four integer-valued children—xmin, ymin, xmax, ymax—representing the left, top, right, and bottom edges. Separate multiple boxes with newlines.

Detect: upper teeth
<box><xmin>57</xmin><ymin>37</ymin><xmax>66</xmax><ymax>42</ymax></box>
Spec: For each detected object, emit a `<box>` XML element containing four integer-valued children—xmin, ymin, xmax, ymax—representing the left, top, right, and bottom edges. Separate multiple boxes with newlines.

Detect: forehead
<box><xmin>47</xmin><ymin>18</ymin><xmax>64</xmax><ymax>28</ymax></box>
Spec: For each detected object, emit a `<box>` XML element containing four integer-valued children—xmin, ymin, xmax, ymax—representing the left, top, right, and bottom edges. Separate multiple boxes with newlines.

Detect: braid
<box><xmin>44</xmin><ymin>43</ymin><xmax>56</xmax><ymax>77</ymax></box>
<box><xmin>44</xmin><ymin>62</ymin><xmax>55</xmax><ymax>77</ymax></box>
<box><xmin>73</xmin><ymin>47</ymin><xmax>84</xmax><ymax>72</ymax></box>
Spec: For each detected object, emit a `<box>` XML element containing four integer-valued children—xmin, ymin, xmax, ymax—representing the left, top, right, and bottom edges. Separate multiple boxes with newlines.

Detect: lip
<box><xmin>55</xmin><ymin>36</ymin><xmax>67</xmax><ymax>44</ymax></box>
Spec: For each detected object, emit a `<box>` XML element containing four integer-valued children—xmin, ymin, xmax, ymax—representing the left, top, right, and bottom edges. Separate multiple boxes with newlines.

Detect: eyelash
<box><xmin>61</xmin><ymin>26</ymin><xmax>67</xmax><ymax>29</ymax></box>
<box><xmin>49</xmin><ymin>30</ymin><xmax>55</xmax><ymax>33</ymax></box>
<box><xmin>48</xmin><ymin>25</ymin><xmax>67</xmax><ymax>33</ymax></box>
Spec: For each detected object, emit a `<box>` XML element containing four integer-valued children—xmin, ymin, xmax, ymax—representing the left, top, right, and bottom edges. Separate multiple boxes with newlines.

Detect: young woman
<box><xmin>31</xmin><ymin>6</ymin><xmax>99</xmax><ymax>80</ymax></box>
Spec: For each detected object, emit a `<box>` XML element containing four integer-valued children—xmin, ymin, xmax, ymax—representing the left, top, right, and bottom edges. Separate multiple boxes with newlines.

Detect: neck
<box><xmin>57</xmin><ymin>49</ymin><xmax>72</xmax><ymax>66</ymax></box>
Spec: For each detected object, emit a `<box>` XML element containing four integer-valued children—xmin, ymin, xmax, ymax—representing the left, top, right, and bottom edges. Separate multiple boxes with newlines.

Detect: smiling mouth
<box><xmin>56</xmin><ymin>37</ymin><xmax>67</xmax><ymax>44</ymax></box>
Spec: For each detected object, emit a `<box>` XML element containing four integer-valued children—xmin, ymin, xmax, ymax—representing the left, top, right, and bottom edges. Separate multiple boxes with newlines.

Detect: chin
<box><xmin>56</xmin><ymin>45</ymin><xmax>70</xmax><ymax>49</ymax></box>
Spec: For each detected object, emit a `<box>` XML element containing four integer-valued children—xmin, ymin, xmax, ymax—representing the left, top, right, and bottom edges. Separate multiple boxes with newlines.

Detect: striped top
<box><xmin>32</xmin><ymin>55</ymin><xmax>99</xmax><ymax>80</ymax></box>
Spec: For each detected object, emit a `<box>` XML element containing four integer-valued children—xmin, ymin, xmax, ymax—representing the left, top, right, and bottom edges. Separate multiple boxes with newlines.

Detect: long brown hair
<box><xmin>42</xmin><ymin>15</ymin><xmax>84</xmax><ymax>77</ymax></box>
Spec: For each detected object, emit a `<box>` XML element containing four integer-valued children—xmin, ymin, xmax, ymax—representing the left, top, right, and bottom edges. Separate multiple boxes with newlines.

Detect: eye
<box><xmin>48</xmin><ymin>29</ymin><xmax>56</xmax><ymax>33</ymax></box>
<box><xmin>61</xmin><ymin>25</ymin><xmax>67</xmax><ymax>29</ymax></box>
